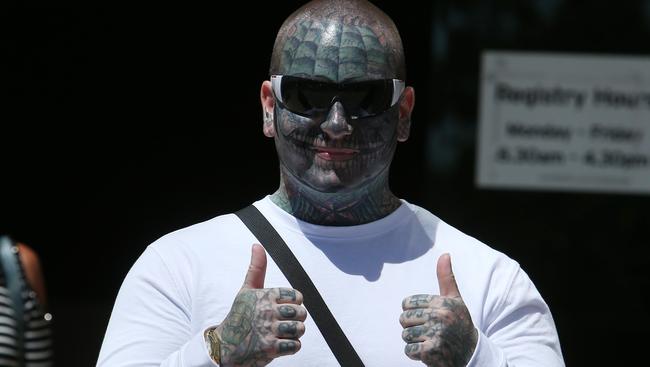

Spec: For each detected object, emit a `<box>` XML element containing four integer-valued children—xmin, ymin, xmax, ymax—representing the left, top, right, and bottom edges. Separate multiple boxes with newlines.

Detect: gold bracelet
<box><xmin>204</xmin><ymin>327</ymin><xmax>222</xmax><ymax>364</ymax></box>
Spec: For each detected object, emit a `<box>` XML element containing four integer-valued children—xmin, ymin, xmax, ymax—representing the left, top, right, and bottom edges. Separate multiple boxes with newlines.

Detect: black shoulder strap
<box><xmin>0</xmin><ymin>235</ymin><xmax>24</xmax><ymax>366</ymax></box>
<box><xmin>235</xmin><ymin>205</ymin><xmax>365</xmax><ymax>367</ymax></box>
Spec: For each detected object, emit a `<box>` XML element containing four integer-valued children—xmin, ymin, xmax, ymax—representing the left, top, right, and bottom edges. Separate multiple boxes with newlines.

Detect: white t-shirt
<box><xmin>97</xmin><ymin>196</ymin><xmax>564</xmax><ymax>366</ymax></box>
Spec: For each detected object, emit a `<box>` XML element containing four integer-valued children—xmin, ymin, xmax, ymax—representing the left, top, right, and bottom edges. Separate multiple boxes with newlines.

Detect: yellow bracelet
<box><xmin>204</xmin><ymin>327</ymin><xmax>222</xmax><ymax>364</ymax></box>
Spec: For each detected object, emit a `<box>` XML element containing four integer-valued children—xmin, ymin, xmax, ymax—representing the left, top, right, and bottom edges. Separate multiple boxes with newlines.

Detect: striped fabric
<box><xmin>0</xmin><ymin>249</ymin><xmax>53</xmax><ymax>366</ymax></box>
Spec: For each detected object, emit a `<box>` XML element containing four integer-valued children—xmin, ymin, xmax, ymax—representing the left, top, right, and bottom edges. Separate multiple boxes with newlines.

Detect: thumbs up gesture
<box><xmin>210</xmin><ymin>244</ymin><xmax>307</xmax><ymax>366</ymax></box>
<box><xmin>400</xmin><ymin>254</ymin><xmax>478</xmax><ymax>367</ymax></box>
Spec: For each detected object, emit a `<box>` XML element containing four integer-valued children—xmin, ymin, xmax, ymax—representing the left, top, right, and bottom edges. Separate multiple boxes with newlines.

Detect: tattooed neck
<box><xmin>271</xmin><ymin>167</ymin><xmax>401</xmax><ymax>226</ymax></box>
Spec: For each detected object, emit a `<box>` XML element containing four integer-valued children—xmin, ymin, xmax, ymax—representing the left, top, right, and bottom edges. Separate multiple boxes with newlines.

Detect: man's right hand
<box><xmin>210</xmin><ymin>243</ymin><xmax>307</xmax><ymax>366</ymax></box>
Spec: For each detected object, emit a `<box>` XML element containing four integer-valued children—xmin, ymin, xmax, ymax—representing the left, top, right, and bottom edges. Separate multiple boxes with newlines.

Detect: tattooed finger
<box><xmin>276</xmin><ymin>304</ymin><xmax>308</xmax><ymax>321</ymax></box>
<box><xmin>401</xmin><ymin>325</ymin><xmax>431</xmax><ymax>343</ymax></box>
<box><xmin>402</xmin><ymin>294</ymin><xmax>433</xmax><ymax>310</ymax></box>
<box><xmin>399</xmin><ymin>308</ymin><xmax>430</xmax><ymax>327</ymax></box>
<box><xmin>274</xmin><ymin>339</ymin><xmax>301</xmax><ymax>357</ymax></box>
<box><xmin>405</xmin><ymin>339</ymin><xmax>442</xmax><ymax>362</ymax></box>
<box><xmin>273</xmin><ymin>320</ymin><xmax>305</xmax><ymax>339</ymax></box>
<box><xmin>404</xmin><ymin>341</ymin><xmax>423</xmax><ymax>360</ymax></box>
<box><xmin>275</xmin><ymin>288</ymin><xmax>304</xmax><ymax>304</ymax></box>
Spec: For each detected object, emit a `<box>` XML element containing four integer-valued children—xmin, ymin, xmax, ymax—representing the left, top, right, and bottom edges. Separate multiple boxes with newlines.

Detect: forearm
<box><xmin>97</xmin><ymin>246</ymin><xmax>214</xmax><ymax>366</ymax></box>
<box><xmin>98</xmin><ymin>326</ymin><xmax>216</xmax><ymax>367</ymax></box>
<box><xmin>466</xmin><ymin>328</ymin><xmax>564</xmax><ymax>367</ymax></box>
<box><xmin>470</xmin><ymin>266</ymin><xmax>565</xmax><ymax>367</ymax></box>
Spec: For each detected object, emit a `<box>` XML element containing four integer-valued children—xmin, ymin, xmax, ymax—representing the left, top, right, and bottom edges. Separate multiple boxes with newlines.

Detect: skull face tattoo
<box><xmin>274</xmin><ymin>101</ymin><xmax>400</xmax><ymax>193</ymax></box>
<box><xmin>273</xmin><ymin>18</ymin><xmax>402</xmax><ymax>194</ymax></box>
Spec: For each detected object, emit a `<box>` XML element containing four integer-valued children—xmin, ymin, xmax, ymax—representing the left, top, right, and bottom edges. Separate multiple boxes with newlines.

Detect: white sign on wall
<box><xmin>476</xmin><ymin>51</ymin><xmax>650</xmax><ymax>194</ymax></box>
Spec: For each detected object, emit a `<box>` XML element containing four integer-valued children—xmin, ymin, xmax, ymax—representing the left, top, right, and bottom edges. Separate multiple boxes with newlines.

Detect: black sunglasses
<box><xmin>271</xmin><ymin>75</ymin><xmax>405</xmax><ymax>120</ymax></box>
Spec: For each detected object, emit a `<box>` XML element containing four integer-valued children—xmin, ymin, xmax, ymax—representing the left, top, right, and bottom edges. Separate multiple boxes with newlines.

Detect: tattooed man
<box><xmin>98</xmin><ymin>1</ymin><xmax>564</xmax><ymax>366</ymax></box>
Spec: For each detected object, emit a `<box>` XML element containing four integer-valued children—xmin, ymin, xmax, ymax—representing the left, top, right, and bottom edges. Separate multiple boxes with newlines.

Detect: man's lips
<box><xmin>312</xmin><ymin>147</ymin><xmax>360</xmax><ymax>161</ymax></box>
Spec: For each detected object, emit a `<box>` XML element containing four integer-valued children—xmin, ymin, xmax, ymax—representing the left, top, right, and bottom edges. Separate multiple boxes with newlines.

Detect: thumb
<box><xmin>437</xmin><ymin>253</ymin><xmax>461</xmax><ymax>298</ymax></box>
<box><xmin>243</xmin><ymin>244</ymin><xmax>267</xmax><ymax>289</ymax></box>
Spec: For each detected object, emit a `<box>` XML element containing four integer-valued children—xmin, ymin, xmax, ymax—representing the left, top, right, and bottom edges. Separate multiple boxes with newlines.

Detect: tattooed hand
<box><xmin>400</xmin><ymin>254</ymin><xmax>478</xmax><ymax>367</ymax></box>
<box><xmin>210</xmin><ymin>244</ymin><xmax>307</xmax><ymax>366</ymax></box>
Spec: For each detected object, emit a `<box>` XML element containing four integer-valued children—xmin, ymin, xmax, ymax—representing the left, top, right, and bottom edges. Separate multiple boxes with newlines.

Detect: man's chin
<box><xmin>284</xmin><ymin>165</ymin><xmax>365</xmax><ymax>193</ymax></box>
<box><xmin>305</xmin><ymin>175</ymin><xmax>371</xmax><ymax>194</ymax></box>
<box><xmin>309</xmin><ymin>184</ymin><xmax>347</xmax><ymax>194</ymax></box>
<box><xmin>305</xmin><ymin>178</ymin><xmax>346</xmax><ymax>193</ymax></box>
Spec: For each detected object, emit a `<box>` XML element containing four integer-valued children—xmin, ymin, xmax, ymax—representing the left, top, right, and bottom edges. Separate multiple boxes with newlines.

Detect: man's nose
<box><xmin>320</xmin><ymin>101</ymin><xmax>353</xmax><ymax>139</ymax></box>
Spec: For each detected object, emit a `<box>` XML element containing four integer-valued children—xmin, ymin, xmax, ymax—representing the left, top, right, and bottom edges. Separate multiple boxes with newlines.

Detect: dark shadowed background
<box><xmin>3</xmin><ymin>0</ymin><xmax>650</xmax><ymax>365</ymax></box>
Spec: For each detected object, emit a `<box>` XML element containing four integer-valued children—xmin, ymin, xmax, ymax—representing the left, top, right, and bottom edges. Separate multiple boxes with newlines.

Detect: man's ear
<box><xmin>260</xmin><ymin>81</ymin><xmax>275</xmax><ymax>137</ymax></box>
<box><xmin>397</xmin><ymin>86</ymin><xmax>415</xmax><ymax>142</ymax></box>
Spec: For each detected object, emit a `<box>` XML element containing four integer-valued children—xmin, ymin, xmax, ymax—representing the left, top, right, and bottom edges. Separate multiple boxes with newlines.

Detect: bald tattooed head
<box><xmin>265</xmin><ymin>0</ymin><xmax>413</xmax><ymax>225</ymax></box>
<box><xmin>270</xmin><ymin>0</ymin><xmax>406</xmax><ymax>82</ymax></box>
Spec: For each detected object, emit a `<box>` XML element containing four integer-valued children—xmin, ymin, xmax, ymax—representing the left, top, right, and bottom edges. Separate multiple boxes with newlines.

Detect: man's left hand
<box><xmin>400</xmin><ymin>253</ymin><xmax>478</xmax><ymax>367</ymax></box>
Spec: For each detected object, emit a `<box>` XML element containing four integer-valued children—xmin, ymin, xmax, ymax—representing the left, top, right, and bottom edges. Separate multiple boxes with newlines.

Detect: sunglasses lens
<box><xmin>278</xmin><ymin>77</ymin><xmax>396</xmax><ymax>118</ymax></box>
<box><xmin>280</xmin><ymin>77</ymin><xmax>332</xmax><ymax>116</ymax></box>
<box><xmin>341</xmin><ymin>80</ymin><xmax>393</xmax><ymax>118</ymax></box>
